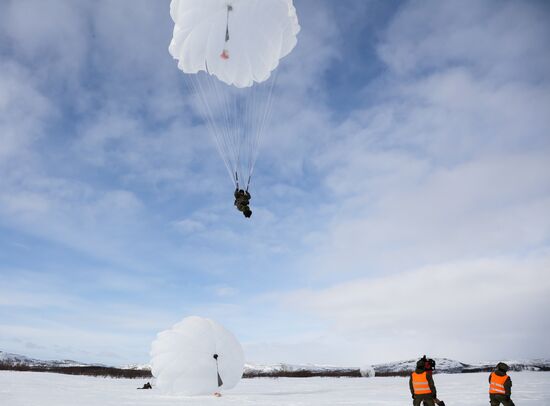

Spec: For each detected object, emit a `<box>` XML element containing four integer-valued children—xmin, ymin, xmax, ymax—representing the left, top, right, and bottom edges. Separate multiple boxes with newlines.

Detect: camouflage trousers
<box><xmin>490</xmin><ymin>394</ymin><xmax>515</xmax><ymax>406</ymax></box>
<box><xmin>413</xmin><ymin>395</ymin><xmax>435</xmax><ymax>406</ymax></box>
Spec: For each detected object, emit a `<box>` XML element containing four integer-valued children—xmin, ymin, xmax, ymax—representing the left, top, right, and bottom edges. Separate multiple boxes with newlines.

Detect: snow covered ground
<box><xmin>1</xmin><ymin>371</ymin><xmax>549</xmax><ymax>405</ymax></box>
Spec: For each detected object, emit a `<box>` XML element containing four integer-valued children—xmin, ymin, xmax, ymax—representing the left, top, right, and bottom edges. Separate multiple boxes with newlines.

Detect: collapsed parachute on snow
<box><xmin>150</xmin><ymin>316</ymin><xmax>245</xmax><ymax>396</ymax></box>
<box><xmin>169</xmin><ymin>0</ymin><xmax>300</xmax><ymax>189</ymax></box>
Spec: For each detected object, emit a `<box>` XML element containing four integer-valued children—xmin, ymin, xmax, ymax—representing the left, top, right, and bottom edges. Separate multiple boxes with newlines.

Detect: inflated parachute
<box><xmin>169</xmin><ymin>0</ymin><xmax>300</xmax><ymax>189</ymax></box>
<box><xmin>150</xmin><ymin>316</ymin><xmax>245</xmax><ymax>395</ymax></box>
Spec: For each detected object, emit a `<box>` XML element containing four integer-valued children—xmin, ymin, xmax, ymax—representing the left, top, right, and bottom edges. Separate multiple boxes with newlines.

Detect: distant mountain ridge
<box><xmin>243</xmin><ymin>358</ymin><xmax>550</xmax><ymax>377</ymax></box>
<box><xmin>0</xmin><ymin>351</ymin><xmax>100</xmax><ymax>368</ymax></box>
<box><xmin>1</xmin><ymin>351</ymin><xmax>549</xmax><ymax>379</ymax></box>
<box><xmin>371</xmin><ymin>357</ymin><xmax>550</xmax><ymax>376</ymax></box>
<box><xmin>0</xmin><ymin>351</ymin><xmax>150</xmax><ymax>379</ymax></box>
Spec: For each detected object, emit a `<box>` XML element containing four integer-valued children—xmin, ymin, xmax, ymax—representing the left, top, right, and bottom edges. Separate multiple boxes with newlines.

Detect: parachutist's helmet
<box><xmin>244</xmin><ymin>208</ymin><xmax>252</xmax><ymax>218</ymax></box>
<box><xmin>496</xmin><ymin>362</ymin><xmax>509</xmax><ymax>372</ymax></box>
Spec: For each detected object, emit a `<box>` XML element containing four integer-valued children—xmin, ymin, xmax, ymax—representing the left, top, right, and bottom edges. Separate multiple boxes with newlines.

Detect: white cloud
<box><xmin>278</xmin><ymin>252</ymin><xmax>550</xmax><ymax>364</ymax></box>
<box><xmin>0</xmin><ymin>169</ymin><xmax>153</xmax><ymax>269</ymax></box>
<box><xmin>213</xmin><ymin>285</ymin><xmax>239</xmax><ymax>298</ymax></box>
<box><xmin>0</xmin><ymin>0</ymin><xmax>89</xmax><ymax>82</ymax></box>
<box><xmin>0</xmin><ymin>322</ymin><xmax>150</xmax><ymax>364</ymax></box>
<box><xmin>258</xmin><ymin>0</ymin><xmax>550</xmax><ymax>364</ymax></box>
<box><xmin>174</xmin><ymin>218</ymin><xmax>205</xmax><ymax>233</ymax></box>
<box><xmin>295</xmin><ymin>0</ymin><xmax>550</xmax><ymax>276</ymax></box>
<box><xmin>378</xmin><ymin>0</ymin><xmax>550</xmax><ymax>82</ymax></box>
<box><xmin>0</xmin><ymin>63</ymin><xmax>54</xmax><ymax>162</ymax></box>
<box><xmin>303</xmin><ymin>153</ymin><xmax>550</xmax><ymax>275</ymax></box>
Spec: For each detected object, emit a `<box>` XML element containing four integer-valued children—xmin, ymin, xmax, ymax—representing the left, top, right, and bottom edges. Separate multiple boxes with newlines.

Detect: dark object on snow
<box><xmin>234</xmin><ymin>188</ymin><xmax>252</xmax><ymax>218</ymax></box>
<box><xmin>138</xmin><ymin>382</ymin><xmax>152</xmax><ymax>389</ymax></box>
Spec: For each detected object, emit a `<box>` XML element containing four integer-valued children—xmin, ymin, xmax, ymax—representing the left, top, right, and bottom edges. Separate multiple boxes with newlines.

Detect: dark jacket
<box><xmin>410</xmin><ymin>368</ymin><xmax>437</xmax><ymax>398</ymax></box>
<box><xmin>234</xmin><ymin>189</ymin><xmax>251</xmax><ymax>210</ymax></box>
<box><xmin>489</xmin><ymin>370</ymin><xmax>512</xmax><ymax>396</ymax></box>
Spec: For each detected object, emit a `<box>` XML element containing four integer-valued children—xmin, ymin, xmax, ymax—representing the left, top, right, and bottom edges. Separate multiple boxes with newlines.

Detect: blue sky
<box><xmin>1</xmin><ymin>0</ymin><xmax>549</xmax><ymax>366</ymax></box>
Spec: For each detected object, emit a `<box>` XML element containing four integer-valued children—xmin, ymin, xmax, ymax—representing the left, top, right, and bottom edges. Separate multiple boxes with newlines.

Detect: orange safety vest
<box><xmin>412</xmin><ymin>371</ymin><xmax>432</xmax><ymax>395</ymax></box>
<box><xmin>489</xmin><ymin>372</ymin><xmax>509</xmax><ymax>394</ymax></box>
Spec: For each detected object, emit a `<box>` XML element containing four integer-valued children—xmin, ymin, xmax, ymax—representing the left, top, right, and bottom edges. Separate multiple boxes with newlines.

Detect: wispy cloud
<box><xmin>252</xmin><ymin>0</ymin><xmax>550</xmax><ymax>364</ymax></box>
<box><xmin>280</xmin><ymin>252</ymin><xmax>550</xmax><ymax>363</ymax></box>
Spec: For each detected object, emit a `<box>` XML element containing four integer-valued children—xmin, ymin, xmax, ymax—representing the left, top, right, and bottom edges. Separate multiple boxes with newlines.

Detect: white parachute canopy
<box><xmin>169</xmin><ymin>0</ymin><xmax>300</xmax><ymax>188</ymax></box>
<box><xmin>150</xmin><ymin>316</ymin><xmax>245</xmax><ymax>395</ymax></box>
<box><xmin>169</xmin><ymin>0</ymin><xmax>300</xmax><ymax>88</ymax></box>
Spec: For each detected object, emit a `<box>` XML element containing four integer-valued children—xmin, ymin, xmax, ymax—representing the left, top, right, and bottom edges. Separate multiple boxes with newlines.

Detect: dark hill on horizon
<box><xmin>1</xmin><ymin>351</ymin><xmax>549</xmax><ymax>379</ymax></box>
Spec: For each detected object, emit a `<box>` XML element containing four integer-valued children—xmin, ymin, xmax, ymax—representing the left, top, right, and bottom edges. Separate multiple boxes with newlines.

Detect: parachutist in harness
<box><xmin>234</xmin><ymin>187</ymin><xmax>252</xmax><ymax>218</ymax></box>
<box><xmin>233</xmin><ymin>172</ymin><xmax>252</xmax><ymax>218</ymax></box>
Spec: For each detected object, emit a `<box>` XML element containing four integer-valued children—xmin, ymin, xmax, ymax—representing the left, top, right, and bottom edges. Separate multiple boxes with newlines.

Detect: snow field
<box><xmin>1</xmin><ymin>371</ymin><xmax>549</xmax><ymax>406</ymax></box>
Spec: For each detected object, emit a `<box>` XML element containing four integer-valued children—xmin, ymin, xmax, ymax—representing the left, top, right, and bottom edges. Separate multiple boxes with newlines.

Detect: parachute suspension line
<box><xmin>245</xmin><ymin>77</ymin><xmax>258</xmax><ymax>189</ymax></box>
<box><xmin>236</xmin><ymin>79</ymin><xmax>246</xmax><ymax>189</ymax></box>
<box><xmin>188</xmin><ymin>77</ymin><xmax>225</xmax><ymax>172</ymax></box>
<box><xmin>186</xmin><ymin>65</ymin><xmax>278</xmax><ymax>192</ymax></box>
<box><xmin>242</xmin><ymin>74</ymin><xmax>255</xmax><ymax>190</ymax></box>
<box><xmin>206</xmin><ymin>71</ymin><xmax>234</xmax><ymax>169</ymax></box>
<box><xmin>214</xmin><ymin>73</ymin><xmax>241</xmax><ymax>183</ymax></box>
<box><xmin>247</xmin><ymin>77</ymin><xmax>266</xmax><ymax>190</ymax></box>
<box><xmin>202</xmin><ymin>70</ymin><xmax>242</xmax><ymax>189</ymax></box>
<box><xmin>198</xmin><ymin>75</ymin><xmax>236</xmax><ymax>184</ymax></box>
<box><xmin>189</xmin><ymin>74</ymin><xmax>236</xmax><ymax>187</ymax></box>
<box><xmin>245</xmin><ymin>174</ymin><xmax>251</xmax><ymax>192</ymax></box>
<box><xmin>226</xmin><ymin>80</ymin><xmax>242</xmax><ymax>185</ymax></box>
<box><xmin>248</xmin><ymin>70</ymin><xmax>279</xmax><ymax>182</ymax></box>
<box><xmin>232</xmin><ymin>73</ymin><xmax>240</xmax><ymax>187</ymax></box>
<box><xmin>189</xmin><ymin>71</ymin><xmax>278</xmax><ymax>191</ymax></box>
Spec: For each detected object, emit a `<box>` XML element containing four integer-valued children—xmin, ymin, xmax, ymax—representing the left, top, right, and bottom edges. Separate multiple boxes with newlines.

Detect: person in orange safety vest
<box><xmin>489</xmin><ymin>362</ymin><xmax>515</xmax><ymax>406</ymax></box>
<box><xmin>420</xmin><ymin>356</ymin><xmax>445</xmax><ymax>406</ymax></box>
<box><xmin>409</xmin><ymin>358</ymin><xmax>438</xmax><ymax>406</ymax></box>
